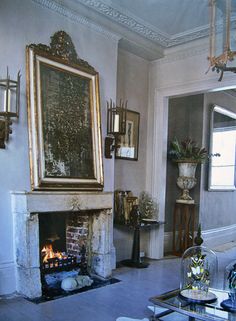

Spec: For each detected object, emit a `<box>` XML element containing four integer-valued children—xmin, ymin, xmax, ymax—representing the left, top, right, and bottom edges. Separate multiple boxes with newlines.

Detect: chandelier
<box><xmin>208</xmin><ymin>0</ymin><xmax>236</xmax><ymax>81</ymax></box>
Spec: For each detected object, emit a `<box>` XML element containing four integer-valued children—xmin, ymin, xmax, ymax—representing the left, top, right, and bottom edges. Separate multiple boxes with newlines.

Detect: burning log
<box><xmin>41</xmin><ymin>244</ymin><xmax>77</xmax><ymax>271</ymax></box>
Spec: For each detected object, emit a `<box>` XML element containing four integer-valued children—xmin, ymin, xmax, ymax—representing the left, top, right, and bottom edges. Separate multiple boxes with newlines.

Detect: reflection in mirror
<box><xmin>208</xmin><ymin>105</ymin><xmax>236</xmax><ymax>191</ymax></box>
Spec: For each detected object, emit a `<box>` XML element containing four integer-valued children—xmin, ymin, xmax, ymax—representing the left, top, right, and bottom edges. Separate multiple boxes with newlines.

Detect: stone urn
<box><xmin>176</xmin><ymin>161</ymin><xmax>198</xmax><ymax>204</ymax></box>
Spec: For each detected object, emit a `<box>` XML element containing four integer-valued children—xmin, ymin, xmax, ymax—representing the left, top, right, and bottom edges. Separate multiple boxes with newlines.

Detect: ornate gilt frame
<box><xmin>26</xmin><ymin>31</ymin><xmax>103</xmax><ymax>190</ymax></box>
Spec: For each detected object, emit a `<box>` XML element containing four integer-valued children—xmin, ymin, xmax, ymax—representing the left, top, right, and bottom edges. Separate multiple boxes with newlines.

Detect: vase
<box><xmin>176</xmin><ymin>161</ymin><xmax>197</xmax><ymax>204</ymax></box>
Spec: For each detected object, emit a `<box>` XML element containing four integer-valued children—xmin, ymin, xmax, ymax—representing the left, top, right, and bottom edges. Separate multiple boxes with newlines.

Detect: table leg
<box><xmin>184</xmin><ymin>206</ymin><xmax>189</xmax><ymax>250</ymax></box>
<box><xmin>172</xmin><ymin>205</ymin><xmax>177</xmax><ymax>254</ymax></box>
<box><xmin>179</xmin><ymin>207</ymin><xmax>183</xmax><ymax>253</ymax></box>
<box><xmin>121</xmin><ymin>226</ymin><xmax>149</xmax><ymax>268</ymax></box>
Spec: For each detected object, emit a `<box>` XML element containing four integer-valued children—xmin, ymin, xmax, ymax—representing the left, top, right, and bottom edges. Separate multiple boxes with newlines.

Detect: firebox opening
<box><xmin>39</xmin><ymin>212</ymin><xmax>67</xmax><ymax>257</ymax></box>
<box><xmin>38</xmin><ymin>212</ymin><xmax>92</xmax><ymax>299</ymax></box>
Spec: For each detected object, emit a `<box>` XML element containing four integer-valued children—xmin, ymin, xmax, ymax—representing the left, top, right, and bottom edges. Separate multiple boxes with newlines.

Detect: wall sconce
<box><xmin>105</xmin><ymin>99</ymin><xmax>127</xmax><ymax>158</ymax></box>
<box><xmin>208</xmin><ymin>0</ymin><xmax>236</xmax><ymax>81</ymax></box>
<box><xmin>0</xmin><ymin>68</ymin><xmax>21</xmax><ymax>148</ymax></box>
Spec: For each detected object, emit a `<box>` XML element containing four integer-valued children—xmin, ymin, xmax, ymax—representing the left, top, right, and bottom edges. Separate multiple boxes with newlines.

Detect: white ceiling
<box><xmin>79</xmin><ymin>0</ymin><xmax>210</xmax><ymax>38</ymax></box>
<box><xmin>53</xmin><ymin>0</ymin><xmax>236</xmax><ymax>60</ymax></box>
<box><xmin>72</xmin><ymin>0</ymin><xmax>211</xmax><ymax>59</ymax></box>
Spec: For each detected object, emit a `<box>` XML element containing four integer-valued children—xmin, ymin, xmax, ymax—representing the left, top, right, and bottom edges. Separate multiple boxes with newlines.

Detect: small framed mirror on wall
<box><xmin>208</xmin><ymin>105</ymin><xmax>236</xmax><ymax>191</ymax></box>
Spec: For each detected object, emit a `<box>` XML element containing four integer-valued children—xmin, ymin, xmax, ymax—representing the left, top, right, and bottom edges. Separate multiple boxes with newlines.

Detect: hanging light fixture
<box><xmin>0</xmin><ymin>67</ymin><xmax>21</xmax><ymax>148</ymax></box>
<box><xmin>104</xmin><ymin>99</ymin><xmax>127</xmax><ymax>158</ymax></box>
<box><xmin>208</xmin><ymin>0</ymin><xmax>236</xmax><ymax>81</ymax></box>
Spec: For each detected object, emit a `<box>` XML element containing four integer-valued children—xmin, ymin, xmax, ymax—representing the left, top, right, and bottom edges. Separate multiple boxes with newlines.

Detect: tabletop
<box><xmin>149</xmin><ymin>288</ymin><xmax>236</xmax><ymax>321</ymax></box>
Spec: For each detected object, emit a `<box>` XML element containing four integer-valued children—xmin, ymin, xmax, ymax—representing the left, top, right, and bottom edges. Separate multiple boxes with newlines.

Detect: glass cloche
<box><xmin>221</xmin><ymin>260</ymin><xmax>236</xmax><ymax>312</ymax></box>
<box><xmin>180</xmin><ymin>246</ymin><xmax>218</xmax><ymax>303</ymax></box>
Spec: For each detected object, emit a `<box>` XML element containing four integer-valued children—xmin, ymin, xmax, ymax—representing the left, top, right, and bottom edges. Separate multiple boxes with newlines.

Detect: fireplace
<box><xmin>39</xmin><ymin>212</ymin><xmax>88</xmax><ymax>273</ymax></box>
<box><xmin>11</xmin><ymin>191</ymin><xmax>115</xmax><ymax>299</ymax></box>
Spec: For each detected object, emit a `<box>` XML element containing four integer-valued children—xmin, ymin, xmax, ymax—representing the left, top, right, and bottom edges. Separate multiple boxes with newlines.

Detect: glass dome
<box><xmin>180</xmin><ymin>246</ymin><xmax>218</xmax><ymax>303</ymax></box>
<box><xmin>221</xmin><ymin>260</ymin><xmax>236</xmax><ymax>312</ymax></box>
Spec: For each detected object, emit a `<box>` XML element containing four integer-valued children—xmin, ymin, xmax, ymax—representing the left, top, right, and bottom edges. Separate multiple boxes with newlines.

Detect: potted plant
<box><xmin>168</xmin><ymin>137</ymin><xmax>207</xmax><ymax>163</ymax></box>
<box><xmin>168</xmin><ymin>138</ymin><xmax>207</xmax><ymax>203</ymax></box>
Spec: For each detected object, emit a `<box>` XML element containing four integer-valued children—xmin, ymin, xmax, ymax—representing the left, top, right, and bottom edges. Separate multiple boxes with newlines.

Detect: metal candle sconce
<box><xmin>0</xmin><ymin>68</ymin><xmax>21</xmax><ymax>148</ymax></box>
<box><xmin>105</xmin><ymin>99</ymin><xmax>127</xmax><ymax>158</ymax></box>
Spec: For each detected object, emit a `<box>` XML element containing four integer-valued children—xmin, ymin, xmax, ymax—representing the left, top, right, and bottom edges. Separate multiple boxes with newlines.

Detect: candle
<box><xmin>114</xmin><ymin>114</ymin><xmax>119</xmax><ymax>132</ymax></box>
<box><xmin>4</xmin><ymin>89</ymin><xmax>11</xmax><ymax>112</ymax></box>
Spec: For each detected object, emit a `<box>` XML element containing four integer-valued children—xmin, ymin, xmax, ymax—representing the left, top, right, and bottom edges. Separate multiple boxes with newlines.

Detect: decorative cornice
<box><xmin>30</xmin><ymin>0</ymin><xmax>236</xmax><ymax>54</ymax></box>
<box><xmin>31</xmin><ymin>0</ymin><xmax>121</xmax><ymax>42</ymax></box>
<box><xmin>76</xmin><ymin>0</ymin><xmax>169</xmax><ymax>46</ymax></box>
<box><xmin>75</xmin><ymin>0</ymin><xmax>210</xmax><ymax>48</ymax></box>
<box><xmin>169</xmin><ymin>25</ymin><xmax>210</xmax><ymax>47</ymax></box>
<box><xmin>154</xmin><ymin>42</ymin><xmax>209</xmax><ymax>66</ymax></box>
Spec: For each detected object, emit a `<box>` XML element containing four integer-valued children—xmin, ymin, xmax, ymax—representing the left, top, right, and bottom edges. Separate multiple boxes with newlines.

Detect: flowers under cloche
<box><xmin>180</xmin><ymin>245</ymin><xmax>218</xmax><ymax>303</ymax></box>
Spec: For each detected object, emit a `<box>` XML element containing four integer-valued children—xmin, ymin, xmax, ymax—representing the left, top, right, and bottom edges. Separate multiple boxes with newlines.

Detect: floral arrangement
<box><xmin>186</xmin><ymin>252</ymin><xmax>210</xmax><ymax>291</ymax></box>
<box><xmin>168</xmin><ymin>137</ymin><xmax>208</xmax><ymax>163</ymax></box>
<box><xmin>138</xmin><ymin>191</ymin><xmax>158</xmax><ymax>220</ymax></box>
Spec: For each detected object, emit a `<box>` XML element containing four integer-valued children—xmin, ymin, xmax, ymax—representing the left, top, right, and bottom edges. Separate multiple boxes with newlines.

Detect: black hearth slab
<box><xmin>25</xmin><ymin>277</ymin><xmax>120</xmax><ymax>304</ymax></box>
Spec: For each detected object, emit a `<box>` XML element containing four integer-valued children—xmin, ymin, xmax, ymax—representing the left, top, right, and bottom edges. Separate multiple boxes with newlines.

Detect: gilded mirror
<box><xmin>26</xmin><ymin>31</ymin><xmax>103</xmax><ymax>190</ymax></box>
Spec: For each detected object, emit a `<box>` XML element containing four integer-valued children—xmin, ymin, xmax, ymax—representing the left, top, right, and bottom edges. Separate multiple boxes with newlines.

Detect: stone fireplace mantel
<box><xmin>12</xmin><ymin>191</ymin><xmax>113</xmax><ymax>214</ymax></box>
<box><xmin>11</xmin><ymin>191</ymin><xmax>115</xmax><ymax>298</ymax></box>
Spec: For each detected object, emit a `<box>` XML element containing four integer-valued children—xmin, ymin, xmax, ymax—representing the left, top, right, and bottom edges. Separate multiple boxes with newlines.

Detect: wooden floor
<box><xmin>0</xmin><ymin>246</ymin><xmax>235</xmax><ymax>321</ymax></box>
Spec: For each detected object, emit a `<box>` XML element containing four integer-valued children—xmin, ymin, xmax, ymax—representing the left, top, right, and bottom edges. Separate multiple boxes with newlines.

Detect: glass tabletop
<box><xmin>149</xmin><ymin>288</ymin><xmax>236</xmax><ymax>321</ymax></box>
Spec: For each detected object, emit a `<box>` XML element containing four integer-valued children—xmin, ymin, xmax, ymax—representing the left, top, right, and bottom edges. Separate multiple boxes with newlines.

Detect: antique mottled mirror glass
<box><xmin>208</xmin><ymin>105</ymin><xmax>236</xmax><ymax>191</ymax></box>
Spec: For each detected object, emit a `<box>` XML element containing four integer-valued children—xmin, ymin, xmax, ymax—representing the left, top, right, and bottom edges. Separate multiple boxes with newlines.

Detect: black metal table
<box><xmin>149</xmin><ymin>288</ymin><xmax>236</xmax><ymax>321</ymax></box>
<box><xmin>120</xmin><ymin>220</ymin><xmax>164</xmax><ymax>268</ymax></box>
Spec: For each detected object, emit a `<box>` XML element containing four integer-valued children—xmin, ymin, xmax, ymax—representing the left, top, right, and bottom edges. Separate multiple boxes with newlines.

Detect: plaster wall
<box><xmin>115</xmin><ymin>49</ymin><xmax>149</xmax><ymax>196</ymax></box>
<box><xmin>0</xmin><ymin>0</ymin><xmax>119</xmax><ymax>295</ymax></box>
<box><xmin>114</xmin><ymin>49</ymin><xmax>149</xmax><ymax>262</ymax></box>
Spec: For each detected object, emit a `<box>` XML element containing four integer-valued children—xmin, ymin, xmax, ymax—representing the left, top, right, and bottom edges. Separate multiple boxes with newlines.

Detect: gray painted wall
<box><xmin>165</xmin><ymin>95</ymin><xmax>204</xmax><ymax>233</ymax></box>
<box><xmin>0</xmin><ymin>0</ymin><xmax>118</xmax><ymax>295</ymax></box>
<box><xmin>165</xmin><ymin>91</ymin><xmax>236</xmax><ymax>236</ymax></box>
<box><xmin>114</xmin><ymin>49</ymin><xmax>149</xmax><ymax>262</ymax></box>
<box><xmin>200</xmin><ymin>91</ymin><xmax>236</xmax><ymax>230</ymax></box>
<box><xmin>115</xmin><ymin>49</ymin><xmax>149</xmax><ymax>196</ymax></box>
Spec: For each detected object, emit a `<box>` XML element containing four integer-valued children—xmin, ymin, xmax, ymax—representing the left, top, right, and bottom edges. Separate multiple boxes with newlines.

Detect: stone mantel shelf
<box><xmin>11</xmin><ymin>190</ymin><xmax>113</xmax><ymax>214</ymax></box>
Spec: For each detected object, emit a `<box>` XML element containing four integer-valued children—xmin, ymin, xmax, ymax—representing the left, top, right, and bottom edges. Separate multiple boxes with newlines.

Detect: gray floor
<box><xmin>0</xmin><ymin>245</ymin><xmax>236</xmax><ymax>321</ymax></box>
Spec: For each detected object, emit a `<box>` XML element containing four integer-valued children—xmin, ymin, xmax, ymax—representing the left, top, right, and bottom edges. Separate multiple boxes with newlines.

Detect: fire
<box><xmin>41</xmin><ymin>244</ymin><xmax>65</xmax><ymax>263</ymax></box>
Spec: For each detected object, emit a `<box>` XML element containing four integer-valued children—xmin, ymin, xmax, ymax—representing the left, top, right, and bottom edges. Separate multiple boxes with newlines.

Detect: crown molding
<box><xmin>154</xmin><ymin>40</ymin><xmax>209</xmax><ymax>66</ymax></box>
<box><xmin>75</xmin><ymin>0</ymin><xmax>169</xmax><ymax>46</ymax></box>
<box><xmin>31</xmin><ymin>0</ymin><xmax>121</xmax><ymax>42</ymax></box>
<box><xmin>31</xmin><ymin>0</ymin><xmax>216</xmax><ymax>61</ymax></box>
<box><xmin>75</xmin><ymin>0</ymin><xmax>209</xmax><ymax>48</ymax></box>
<box><xmin>169</xmin><ymin>25</ymin><xmax>209</xmax><ymax>47</ymax></box>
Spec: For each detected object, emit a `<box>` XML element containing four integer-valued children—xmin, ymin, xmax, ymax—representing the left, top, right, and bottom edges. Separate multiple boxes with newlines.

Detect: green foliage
<box><xmin>186</xmin><ymin>252</ymin><xmax>210</xmax><ymax>290</ymax></box>
<box><xmin>168</xmin><ymin>137</ymin><xmax>208</xmax><ymax>163</ymax></box>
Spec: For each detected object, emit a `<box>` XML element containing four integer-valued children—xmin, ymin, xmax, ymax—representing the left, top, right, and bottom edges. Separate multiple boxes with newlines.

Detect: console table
<box><xmin>117</xmin><ymin>220</ymin><xmax>164</xmax><ymax>268</ymax></box>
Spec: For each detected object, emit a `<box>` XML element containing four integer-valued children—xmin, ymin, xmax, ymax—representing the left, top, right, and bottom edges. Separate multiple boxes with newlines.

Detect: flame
<box><xmin>41</xmin><ymin>244</ymin><xmax>65</xmax><ymax>263</ymax></box>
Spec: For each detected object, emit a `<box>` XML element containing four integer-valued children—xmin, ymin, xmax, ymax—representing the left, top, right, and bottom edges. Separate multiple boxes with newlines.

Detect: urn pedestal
<box><xmin>176</xmin><ymin>161</ymin><xmax>198</xmax><ymax>204</ymax></box>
